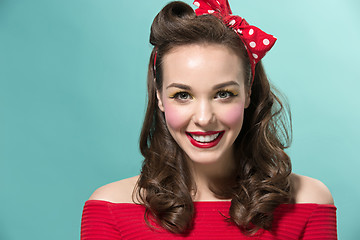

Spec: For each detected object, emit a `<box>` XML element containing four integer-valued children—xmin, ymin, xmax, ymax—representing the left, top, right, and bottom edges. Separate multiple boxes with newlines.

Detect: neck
<box><xmin>187</xmin><ymin>150</ymin><xmax>236</xmax><ymax>201</ymax></box>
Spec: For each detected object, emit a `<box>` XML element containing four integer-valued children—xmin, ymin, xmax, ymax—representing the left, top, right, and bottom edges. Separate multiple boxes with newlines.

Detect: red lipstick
<box><xmin>186</xmin><ymin>131</ymin><xmax>225</xmax><ymax>148</ymax></box>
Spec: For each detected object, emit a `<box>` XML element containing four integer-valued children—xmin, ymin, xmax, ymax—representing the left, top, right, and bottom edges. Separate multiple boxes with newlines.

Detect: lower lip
<box><xmin>186</xmin><ymin>131</ymin><xmax>225</xmax><ymax>149</ymax></box>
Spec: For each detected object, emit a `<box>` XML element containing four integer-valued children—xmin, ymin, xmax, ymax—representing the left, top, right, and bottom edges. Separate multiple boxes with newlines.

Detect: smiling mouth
<box><xmin>188</xmin><ymin>132</ymin><xmax>220</xmax><ymax>143</ymax></box>
<box><xmin>186</xmin><ymin>131</ymin><xmax>225</xmax><ymax>148</ymax></box>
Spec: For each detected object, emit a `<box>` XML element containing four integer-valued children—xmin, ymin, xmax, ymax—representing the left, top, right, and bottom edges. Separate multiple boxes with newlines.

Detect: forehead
<box><xmin>162</xmin><ymin>44</ymin><xmax>245</xmax><ymax>89</ymax></box>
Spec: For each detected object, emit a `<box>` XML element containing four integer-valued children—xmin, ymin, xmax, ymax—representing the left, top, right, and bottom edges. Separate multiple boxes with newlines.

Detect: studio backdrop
<box><xmin>0</xmin><ymin>0</ymin><xmax>359</xmax><ymax>239</ymax></box>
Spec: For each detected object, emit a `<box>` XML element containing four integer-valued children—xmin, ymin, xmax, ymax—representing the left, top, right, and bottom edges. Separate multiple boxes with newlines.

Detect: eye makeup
<box><xmin>169</xmin><ymin>91</ymin><xmax>194</xmax><ymax>101</ymax></box>
<box><xmin>214</xmin><ymin>88</ymin><xmax>239</xmax><ymax>101</ymax></box>
<box><xmin>216</xmin><ymin>88</ymin><xmax>239</xmax><ymax>97</ymax></box>
<box><xmin>168</xmin><ymin>88</ymin><xmax>239</xmax><ymax>101</ymax></box>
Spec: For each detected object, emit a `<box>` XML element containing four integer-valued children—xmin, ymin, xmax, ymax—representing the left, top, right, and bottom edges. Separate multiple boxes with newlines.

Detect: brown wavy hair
<box><xmin>134</xmin><ymin>1</ymin><xmax>292</xmax><ymax>234</ymax></box>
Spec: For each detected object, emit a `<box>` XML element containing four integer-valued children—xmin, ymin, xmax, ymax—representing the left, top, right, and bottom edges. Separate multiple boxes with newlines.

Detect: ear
<box><xmin>156</xmin><ymin>89</ymin><xmax>165</xmax><ymax>112</ymax></box>
<box><xmin>244</xmin><ymin>88</ymin><xmax>251</xmax><ymax>109</ymax></box>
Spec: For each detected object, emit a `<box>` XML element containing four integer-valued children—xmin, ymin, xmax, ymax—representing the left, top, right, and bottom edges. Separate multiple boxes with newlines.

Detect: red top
<box><xmin>81</xmin><ymin>200</ymin><xmax>337</xmax><ymax>240</ymax></box>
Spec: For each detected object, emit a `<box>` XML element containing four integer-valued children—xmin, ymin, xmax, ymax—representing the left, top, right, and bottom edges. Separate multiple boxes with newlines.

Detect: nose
<box><xmin>192</xmin><ymin>99</ymin><xmax>215</xmax><ymax>127</ymax></box>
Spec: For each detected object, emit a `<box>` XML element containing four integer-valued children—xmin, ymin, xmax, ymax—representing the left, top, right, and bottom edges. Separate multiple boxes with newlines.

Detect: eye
<box><xmin>170</xmin><ymin>92</ymin><xmax>192</xmax><ymax>101</ymax></box>
<box><xmin>215</xmin><ymin>90</ymin><xmax>237</xmax><ymax>99</ymax></box>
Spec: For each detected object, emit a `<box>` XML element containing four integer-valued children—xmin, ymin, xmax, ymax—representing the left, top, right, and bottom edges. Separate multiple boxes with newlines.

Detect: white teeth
<box><xmin>191</xmin><ymin>133</ymin><xmax>220</xmax><ymax>143</ymax></box>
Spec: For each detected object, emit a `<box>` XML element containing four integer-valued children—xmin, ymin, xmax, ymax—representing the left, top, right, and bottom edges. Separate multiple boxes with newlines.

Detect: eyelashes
<box><xmin>169</xmin><ymin>92</ymin><xmax>193</xmax><ymax>100</ymax></box>
<box><xmin>215</xmin><ymin>89</ymin><xmax>238</xmax><ymax>99</ymax></box>
<box><xmin>169</xmin><ymin>89</ymin><xmax>238</xmax><ymax>101</ymax></box>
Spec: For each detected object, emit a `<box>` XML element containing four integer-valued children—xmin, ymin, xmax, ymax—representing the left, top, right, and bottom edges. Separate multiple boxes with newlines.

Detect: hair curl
<box><xmin>134</xmin><ymin>1</ymin><xmax>292</xmax><ymax>234</ymax></box>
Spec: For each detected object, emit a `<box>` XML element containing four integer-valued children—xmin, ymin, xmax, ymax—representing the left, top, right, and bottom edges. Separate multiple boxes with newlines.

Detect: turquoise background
<box><xmin>1</xmin><ymin>0</ymin><xmax>359</xmax><ymax>239</ymax></box>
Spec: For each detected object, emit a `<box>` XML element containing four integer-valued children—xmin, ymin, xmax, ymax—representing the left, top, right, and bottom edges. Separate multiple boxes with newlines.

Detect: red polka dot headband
<box><xmin>193</xmin><ymin>0</ymin><xmax>277</xmax><ymax>85</ymax></box>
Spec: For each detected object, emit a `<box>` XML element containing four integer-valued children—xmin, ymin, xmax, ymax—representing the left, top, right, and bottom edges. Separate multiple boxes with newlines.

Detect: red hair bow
<box><xmin>193</xmin><ymin>0</ymin><xmax>277</xmax><ymax>84</ymax></box>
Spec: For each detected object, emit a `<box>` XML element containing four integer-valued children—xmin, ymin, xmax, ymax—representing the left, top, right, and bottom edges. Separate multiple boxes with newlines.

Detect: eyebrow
<box><xmin>212</xmin><ymin>81</ymin><xmax>240</xmax><ymax>90</ymax></box>
<box><xmin>166</xmin><ymin>83</ymin><xmax>191</xmax><ymax>90</ymax></box>
<box><xmin>166</xmin><ymin>81</ymin><xmax>239</xmax><ymax>90</ymax></box>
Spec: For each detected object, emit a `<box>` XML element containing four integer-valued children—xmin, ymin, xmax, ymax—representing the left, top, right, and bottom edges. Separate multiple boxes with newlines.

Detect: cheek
<box><xmin>218</xmin><ymin>103</ymin><xmax>245</xmax><ymax>127</ymax></box>
<box><xmin>162</xmin><ymin>101</ymin><xmax>190</xmax><ymax>130</ymax></box>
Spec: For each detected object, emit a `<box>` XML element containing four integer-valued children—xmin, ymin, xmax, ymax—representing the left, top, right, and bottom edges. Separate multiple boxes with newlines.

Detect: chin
<box><xmin>185</xmin><ymin>149</ymin><xmax>232</xmax><ymax>165</ymax></box>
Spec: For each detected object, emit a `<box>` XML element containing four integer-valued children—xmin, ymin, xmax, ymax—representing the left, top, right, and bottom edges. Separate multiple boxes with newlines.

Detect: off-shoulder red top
<box><xmin>81</xmin><ymin>200</ymin><xmax>337</xmax><ymax>239</ymax></box>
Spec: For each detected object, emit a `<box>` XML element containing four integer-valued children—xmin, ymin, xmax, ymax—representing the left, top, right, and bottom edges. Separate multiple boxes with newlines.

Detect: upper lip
<box><xmin>186</xmin><ymin>130</ymin><xmax>224</xmax><ymax>136</ymax></box>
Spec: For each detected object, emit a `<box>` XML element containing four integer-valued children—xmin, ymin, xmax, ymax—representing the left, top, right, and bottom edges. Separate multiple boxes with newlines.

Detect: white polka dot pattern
<box><xmin>193</xmin><ymin>0</ymin><xmax>277</xmax><ymax>85</ymax></box>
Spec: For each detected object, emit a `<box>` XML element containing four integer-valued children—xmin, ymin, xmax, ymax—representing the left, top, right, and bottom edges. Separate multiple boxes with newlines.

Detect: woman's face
<box><xmin>157</xmin><ymin>44</ymin><xmax>250</xmax><ymax>165</ymax></box>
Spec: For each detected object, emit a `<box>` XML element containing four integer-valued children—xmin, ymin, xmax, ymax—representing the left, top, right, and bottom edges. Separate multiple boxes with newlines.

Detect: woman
<box><xmin>81</xmin><ymin>0</ymin><xmax>337</xmax><ymax>239</ymax></box>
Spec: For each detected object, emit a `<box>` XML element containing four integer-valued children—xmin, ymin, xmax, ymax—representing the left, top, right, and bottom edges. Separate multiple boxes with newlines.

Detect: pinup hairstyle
<box><xmin>135</xmin><ymin>1</ymin><xmax>292</xmax><ymax>234</ymax></box>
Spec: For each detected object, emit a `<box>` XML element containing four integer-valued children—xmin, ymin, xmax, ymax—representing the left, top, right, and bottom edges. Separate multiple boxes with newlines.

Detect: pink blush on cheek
<box><xmin>218</xmin><ymin>104</ymin><xmax>245</xmax><ymax>126</ymax></box>
<box><xmin>163</xmin><ymin>103</ymin><xmax>189</xmax><ymax>130</ymax></box>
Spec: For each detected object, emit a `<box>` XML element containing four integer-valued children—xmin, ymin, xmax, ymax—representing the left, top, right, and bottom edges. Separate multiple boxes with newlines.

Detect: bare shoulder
<box><xmin>290</xmin><ymin>173</ymin><xmax>334</xmax><ymax>205</ymax></box>
<box><xmin>88</xmin><ymin>175</ymin><xmax>140</xmax><ymax>203</ymax></box>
